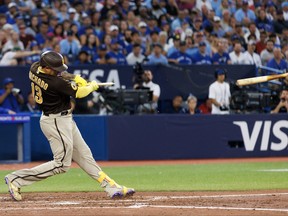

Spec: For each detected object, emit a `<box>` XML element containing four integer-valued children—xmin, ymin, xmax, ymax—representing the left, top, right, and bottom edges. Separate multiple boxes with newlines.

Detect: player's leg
<box><xmin>71</xmin><ymin>120</ymin><xmax>135</xmax><ymax>198</ymax></box>
<box><xmin>5</xmin><ymin>115</ymin><xmax>74</xmax><ymax>201</ymax></box>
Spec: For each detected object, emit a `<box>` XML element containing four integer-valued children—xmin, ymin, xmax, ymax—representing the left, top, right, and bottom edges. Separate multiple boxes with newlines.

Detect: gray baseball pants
<box><xmin>6</xmin><ymin>113</ymin><xmax>102</xmax><ymax>188</ymax></box>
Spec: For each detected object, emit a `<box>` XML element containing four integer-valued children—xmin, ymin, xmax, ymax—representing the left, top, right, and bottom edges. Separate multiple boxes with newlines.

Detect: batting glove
<box><xmin>89</xmin><ymin>80</ymin><xmax>99</xmax><ymax>91</ymax></box>
<box><xmin>74</xmin><ymin>75</ymin><xmax>88</xmax><ymax>87</ymax></box>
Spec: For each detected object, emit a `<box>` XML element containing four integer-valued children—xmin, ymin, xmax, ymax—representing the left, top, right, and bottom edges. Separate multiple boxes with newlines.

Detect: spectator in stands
<box><xmin>167</xmin><ymin>33</ymin><xmax>181</xmax><ymax>56</ymax></box>
<box><xmin>212</xmin><ymin>38</ymin><xmax>231</xmax><ymax>65</ymax></box>
<box><xmin>95</xmin><ymin>44</ymin><xmax>107</xmax><ymax>65</ymax></box>
<box><xmin>18</xmin><ymin>23</ymin><xmax>35</xmax><ymax>49</ymax></box>
<box><xmin>198</xmin><ymin>98</ymin><xmax>212</xmax><ymax>114</ymax></box>
<box><xmin>158</xmin><ymin>31</ymin><xmax>169</xmax><ymax>55</ymax></box>
<box><xmin>52</xmin><ymin>23</ymin><xmax>64</xmax><ymax>43</ymax></box>
<box><xmin>137</xmin><ymin>70</ymin><xmax>161</xmax><ymax>114</ymax></box>
<box><xmin>165</xmin><ymin>0</ymin><xmax>179</xmax><ymax>20</ymax></box>
<box><xmin>244</xmin><ymin>22</ymin><xmax>260</xmax><ymax>43</ymax></box>
<box><xmin>215</xmin><ymin>0</ymin><xmax>235</xmax><ymax>18</ymax></box>
<box><xmin>56</xmin><ymin>1</ymin><xmax>69</xmax><ymax>23</ymax></box>
<box><xmin>0</xmin><ymin>49</ymin><xmax>40</xmax><ymax>66</ymax></box>
<box><xmin>106</xmin><ymin>39</ymin><xmax>127</xmax><ymax>65</ymax></box>
<box><xmin>191</xmin><ymin>41</ymin><xmax>212</xmax><ymax>65</ymax></box>
<box><xmin>2</xmin><ymin>30</ymin><xmax>24</xmax><ymax>53</ymax></box>
<box><xmin>231</xmin><ymin>23</ymin><xmax>247</xmax><ymax>50</ymax></box>
<box><xmin>209</xmin><ymin>69</ymin><xmax>231</xmax><ymax>114</ymax></box>
<box><xmin>255</xmin><ymin>8</ymin><xmax>273</xmax><ymax>32</ymax></box>
<box><xmin>21</xmin><ymin>91</ymin><xmax>40</xmax><ymax>113</ymax></box>
<box><xmin>229</xmin><ymin>41</ymin><xmax>245</xmax><ymax>64</ymax></box>
<box><xmin>81</xmin><ymin>33</ymin><xmax>98</xmax><ymax>61</ymax></box>
<box><xmin>273</xmin><ymin>9</ymin><xmax>288</xmax><ymax>35</ymax></box>
<box><xmin>256</xmin><ymin>31</ymin><xmax>268</xmax><ymax>55</ymax></box>
<box><xmin>266</xmin><ymin>46</ymin><xmax>288</xmax><ymax>73</ymax></box>
<box><xmin>180</xmin><ymin>94</ymin><xmax>201</xmax><ymax>114</ymax></box>
<box><xmin>74</xmin><ymin>50</ymin><xmax>92</xmax><ymax>65</ymax></box>
<box><xmin>168</xmin><ymin>41</ymin><xmax>193</xmax><ymax>64</ymax></box>
<box><xmin>234</xmin><ymin>0</ymin><xmax>256</xmax><ymax>25</ymax></box>
<box><xmin>212</xmin><ymin>16</ymin><xmax>225</xmax><ymax>38</ymax></box>
<box><xmin>0</xmin><ymin>106</ymin><xmax>16</xmax><ymax>114</ymax></box>
<box><xmin>25</xmin><ymin>15</ymin><xmax>39</xmax><ymax>37</ymax></box>
<box><xmin>59</xmin><ymin>30</ymin><xmax>80</xmax><ymax>64</ymax></box>
<box><xmin>191</xmin><ymin>16</ymin><xmax>203</xmax><ymax>33</ymax></box>
<box><xmin>0</xmin><ymin>77</ymin><xmax>24</xmax><ymax>113</ymax></box>
<box><xmin>6</xmin><ymin>2</ymin><xmax>19</xmax><ymax>25</ymax></box>
<box><xmin>220</xmin><ymin>10</ymin><xmax>233</xmax><ymax>37</ymax></box>
<box><xmin>126</xmin><ymin>43</ymin><xmax>146</xmax><ymax>65</ymax></box>
<box><xmin>25</xmin><ymin>41</ymin><xmax>41</xmax><ymax>65</ymax></box>
<box><xmin>165</xmin><ymin>95</ymin><xmax>183</xmax><ymax>114</ymax></box>
<box><xmin>242</xmin><ymin>40</ymin><xmax>262</xmax><ymax>67</ymax></box>
<box><xmin>146</xmin><ymin>42</ymin><xmax>168</xmax><ymax>65</ymax></box>
<box><xmin>171</xmin><ymin>9</ymin><xmax>187</xmax><ymax>32</ymax></box>
<box><xmin>35</xmin><ymin>21</ymin><xmax>50</xmax><ymax>49</ymax></box>
<box><xmin>260</xmin><ymin>39</ymin><xmax>274</xmax><ymax>65</ymax></box>
<box><xmin>270</xmin><ymin>86</ymin><xmax>288</xmax><ymax>113</ymax></box>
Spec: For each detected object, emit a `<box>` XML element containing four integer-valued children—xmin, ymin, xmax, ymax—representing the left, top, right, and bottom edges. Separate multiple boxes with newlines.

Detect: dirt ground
<box><xmin>1</xmin><ymin>158</ymin><xmax>288</xmax><ymax>216</ymax></box>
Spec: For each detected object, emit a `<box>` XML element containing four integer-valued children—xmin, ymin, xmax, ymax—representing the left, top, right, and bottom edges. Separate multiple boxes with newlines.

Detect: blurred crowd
<box><xmin>0</xmin><ymin>0</ymin><xmax>287</xmax><ymax>68</ymax></box>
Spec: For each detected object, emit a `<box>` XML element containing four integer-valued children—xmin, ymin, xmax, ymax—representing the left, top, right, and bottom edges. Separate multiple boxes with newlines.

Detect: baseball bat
<box><xmin>97</xmin><ymin>82</ymin><xmax>114</xmax><ymax>86</ymax></box>
<box><xmin>236</xmin><ymin>73</ymin><xmax>288</xmax><ymax>86</ymax></box>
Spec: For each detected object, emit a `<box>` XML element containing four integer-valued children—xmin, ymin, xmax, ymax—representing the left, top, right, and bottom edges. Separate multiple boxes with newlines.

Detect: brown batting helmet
<box><xmin>40</xmin><ymin>51</ymin><xmax>68</xmax><ymax>72</ymax></box>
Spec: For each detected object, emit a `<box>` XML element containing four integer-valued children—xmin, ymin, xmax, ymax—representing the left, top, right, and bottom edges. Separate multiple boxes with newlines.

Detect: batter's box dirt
<box><xmin>1</xmin><ymin>191</ymin><xmax>288</xmax><ymax>216</ymax></box>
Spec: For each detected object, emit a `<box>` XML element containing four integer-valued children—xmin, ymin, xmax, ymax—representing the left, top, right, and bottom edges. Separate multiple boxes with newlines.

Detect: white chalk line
<box><xmin>1</xmin><ymin>192</ymin><xmax>288</xmax><ymax>202</ymax></box>
<box><xmin>147</xmin><ymin>192</ymin><xmax>288</xmax><ymax>200</ymax></box>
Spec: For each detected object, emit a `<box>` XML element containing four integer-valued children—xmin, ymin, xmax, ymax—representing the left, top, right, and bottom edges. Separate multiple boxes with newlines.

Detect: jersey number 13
<box><xmin>31</xmin><ymin>83</ymin><xmax>43</xmax><ymax>104</ymax></box>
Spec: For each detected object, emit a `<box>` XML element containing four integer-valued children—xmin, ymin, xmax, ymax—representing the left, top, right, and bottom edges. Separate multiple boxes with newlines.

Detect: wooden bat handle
<box><xmin>236</xmin><ymin>73</ymin><xmax>288</xmax><ymax>86</ymax></box>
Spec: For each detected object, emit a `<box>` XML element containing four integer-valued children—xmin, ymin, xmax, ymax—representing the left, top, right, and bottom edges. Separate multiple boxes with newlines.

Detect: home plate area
<box><xmin>1</xmin><ymin>191</ymin><xmax>288</xmax><ymax>216</ymax></box>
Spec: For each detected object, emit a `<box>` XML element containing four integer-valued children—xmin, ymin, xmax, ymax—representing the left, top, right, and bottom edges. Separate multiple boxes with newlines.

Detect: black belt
<box><xmin>43</xmin><ymin>110</ymin><xmax>70</xmax><ymax>117</ymax></box>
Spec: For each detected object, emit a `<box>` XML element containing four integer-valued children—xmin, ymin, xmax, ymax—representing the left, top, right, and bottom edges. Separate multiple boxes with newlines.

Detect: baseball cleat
<box><xmin>97</xmin><ymin>171</ymin><xmax>135</xmax><ymax>198</ymax></box>
<box><xmin>109</xmin><ymin>186</ymin><xmax>135</xmax><ymax>199</ymax></box>
<box><xmin>5</xmin><ymin>177</ymin><xmax>22</xmax><ymax>201</ymax></box>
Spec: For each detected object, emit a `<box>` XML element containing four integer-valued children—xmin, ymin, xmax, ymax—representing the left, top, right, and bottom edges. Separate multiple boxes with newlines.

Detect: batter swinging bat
<box><xmin>97</xmin><ymin>82</ymin><xmax>114</xmax><ymax>86</ymax></box>
<box><xmin>236</xmin><ymin>73</ymin><xmax>288</xmax><ymax>86</ymax></box>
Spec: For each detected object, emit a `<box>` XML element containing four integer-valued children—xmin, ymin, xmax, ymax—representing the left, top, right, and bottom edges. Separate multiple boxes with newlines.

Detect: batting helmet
<box><xmin>40</xmin><ymin>51</ymin><xmax>68</xmax><ymax>72</ymax></box>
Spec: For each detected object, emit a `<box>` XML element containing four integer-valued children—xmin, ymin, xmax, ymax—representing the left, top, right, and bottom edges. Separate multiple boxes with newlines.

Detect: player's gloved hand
<box><xmin>74</xmin><ymin>75</ymin><xmax>88</xmax><ymax>87</ymax></box>
<box><xmin>89</xmin><ymin>80</ymin><xmax>99</xmax><ymax>91</ymax></box>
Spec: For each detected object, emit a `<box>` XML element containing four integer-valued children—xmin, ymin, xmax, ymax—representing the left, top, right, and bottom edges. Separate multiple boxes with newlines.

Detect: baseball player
<box><xmin>4</xmin><ymin>51</ymin><xmax>135</xmax><ymax>201</ymax></box>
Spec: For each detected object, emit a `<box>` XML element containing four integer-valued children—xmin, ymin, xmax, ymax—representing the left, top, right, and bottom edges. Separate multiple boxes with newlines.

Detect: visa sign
<box><xmin>233</xmin><ymin>120</ymin><xmax>288</xmax><ymax>151</ymax></box>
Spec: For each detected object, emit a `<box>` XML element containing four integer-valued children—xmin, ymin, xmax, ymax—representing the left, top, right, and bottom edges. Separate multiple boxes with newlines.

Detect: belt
<box><xmin>43</xmin><ymin>109</ymin><xmax>71</xmax><ymax>117</ymax></box>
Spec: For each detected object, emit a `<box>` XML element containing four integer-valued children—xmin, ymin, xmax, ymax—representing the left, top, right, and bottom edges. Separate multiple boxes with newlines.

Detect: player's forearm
<box><xmin>75</xmin><ymin>85</ymin><xmax>94</xmax><ymax>98</ymax></box>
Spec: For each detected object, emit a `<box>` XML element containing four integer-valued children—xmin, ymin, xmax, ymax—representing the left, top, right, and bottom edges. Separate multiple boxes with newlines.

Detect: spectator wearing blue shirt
<box><xmin>0</xmin><ymin>78</ymin><xmax>24</xmax><ymax>113</ymax></box>
<box><xmin>168</xmin><ymin>41</ymin><xmax>193</xmax><ymax>65</ymax></box>
<box><xmin>234</xmin><ymin>0</ymin><xmax>256</xmax><ymax>24</ymax></box>
<box><xmin>25</xmin><ymin>41</ymin><xmax>41</xmax><ymax>65</ymax></box>
<box><xmin>146</xmin><ymin>43</ymin><xmax>168</xmax><ymax>65</ymax></box>
<box><xmin>167</xmin><ymin>34</ymin><xmax>181</xmax><ymax>57</ymax></box>
<box><xmin>60</xmin><ymin>30</ymin><xmax>80</xmax><ymax>63</ymax></box>
<box><xmin>266</xmin><ymin>46</ymin><xmax>288</xmax><ymax>73</ymax></box>
<box><xmin>171</xmin><ymin>10</ymin><xmax>188</xmax><ymax>32</ymax></box>
<box><xmin>212</xmin><ymin>16</ymin><xmax>226</xmax><ymax>38</ymax></box>
<box><xmin>212</xmin><ymin>39</ymin><xmax>232</xmax><ymax>65</ymax></box>
<box><xmin>74</xmin><ymin>50</ymin><xmax>92</xmax><ymax>65</ymax></box>
<box><xmin>80</xmin><ymin>33</ymin><xmax>98</xmax><ymax>61</ymax></box>
<box><xmin>5</xmin><ymin>2</ymin><xmax>18</xmax><ymax>25</ymax></box>
<box><xmin>35</xmin><ymin>22</ymin><xmax>49</xmax><ymax>49</ymax></box>
<box><xmin>106</xmin><ymin>39</ymin><xmax>127</xmax><ymax>65</ymax></box>
<box><xmin>191</xmin><ymin>42</ymin><xmax>212</xmax><ymax>65</ymax></box>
